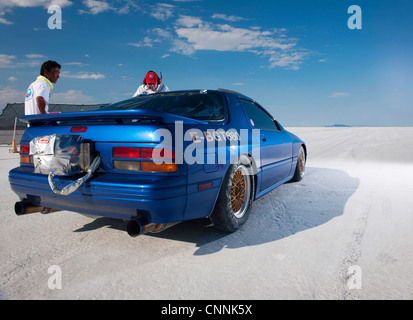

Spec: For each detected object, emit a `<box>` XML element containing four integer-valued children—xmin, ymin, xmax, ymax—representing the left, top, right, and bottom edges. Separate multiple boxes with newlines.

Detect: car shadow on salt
<box><xmin>73</xmin><ymin>216</ymin><xmax>126</xmax><ymax>233</ymax></box>
<box><xmin>148</xmin><ymin>167</ymin><xmax>360</xmax><ymax>255</ymax></box>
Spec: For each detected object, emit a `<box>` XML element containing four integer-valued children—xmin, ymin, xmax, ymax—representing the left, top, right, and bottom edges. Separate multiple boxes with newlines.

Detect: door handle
<box><xmin>260</xmin><ymin>134</ymin><xmax>266</xmax><ymax>142</ymax></box>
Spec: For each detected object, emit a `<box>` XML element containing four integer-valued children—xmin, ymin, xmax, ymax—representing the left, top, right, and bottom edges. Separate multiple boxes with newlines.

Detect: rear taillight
<box><xmin>140</xmin><ymin>162</ymin><xmax>177</xmax><ymax>173</ymax></box>
<box><xmin>112</xmin><ymin>147</ymin><xmax>176</xmax><ymax>173</ymax></box>
<box><xmin>140</xmin><ymin>147</ymin><xmax>175</xmax><ymax>160</ymax></box>
<box><xmin>20</xmin><ymin>145</ymin><xmax>29</xmax><ymax>154</ymax></box>
<box><xmin>113</xmin><ymin>147</ymin><xmax>139</xmax><ymax>159</ymax></box>
<box><xmin>19</xmin><ymin>144</ymin><xmax>32</xmax><ymax>164</ymax></box>
<box><xmin>113</xmin><ymin>160</ymin><xmax>140</xmax><ymax>171</ymax></box>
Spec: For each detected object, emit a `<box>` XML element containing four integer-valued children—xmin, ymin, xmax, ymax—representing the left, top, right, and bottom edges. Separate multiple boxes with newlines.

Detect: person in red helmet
<box><xmin>132</xmin><ymin>71</ymin><xmax>169</xmax><ymax>97</ymax></box>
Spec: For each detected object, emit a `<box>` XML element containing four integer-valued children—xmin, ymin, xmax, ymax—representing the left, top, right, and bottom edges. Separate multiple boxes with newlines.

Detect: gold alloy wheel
<box><xmin>229</xmin><ymin>165</ymin><xmax>251</xmax><ymax>219</ymax></box>
<box><xmin>231</xmin><ymin>170</ymin><xmax>245</xmax><ymax>213</ymax></box>
<box><xmin>298</xmin><ymin>147</ymin><xmax>305</xmax><ymax>177</ymax></box>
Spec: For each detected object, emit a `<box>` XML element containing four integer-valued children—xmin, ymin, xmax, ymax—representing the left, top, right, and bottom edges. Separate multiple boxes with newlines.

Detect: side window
<box><xmin>240</xmin><ymin>99</ymin><xmax>279</xmax><ymax>131</ymax></box>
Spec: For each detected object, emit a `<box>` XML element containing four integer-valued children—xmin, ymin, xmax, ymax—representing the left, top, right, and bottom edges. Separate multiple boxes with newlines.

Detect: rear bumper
<box><xmin>9</xmin><ymin>167</ymin><xmax>188</xmax><ymax>223</ymax></box>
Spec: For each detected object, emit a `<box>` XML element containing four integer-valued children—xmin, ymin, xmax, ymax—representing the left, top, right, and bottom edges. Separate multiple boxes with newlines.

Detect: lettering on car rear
<box><xmin>188</xmin><ymin>130</ymin><xmax>242</xmax><ymax>143</ymax></box>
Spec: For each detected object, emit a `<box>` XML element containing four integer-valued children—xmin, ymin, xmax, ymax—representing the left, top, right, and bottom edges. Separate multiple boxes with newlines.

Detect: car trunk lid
<box><xmin>19</xmin><ymin>109</ymin><xmax>203</xmax><ymax>175</ymax></box>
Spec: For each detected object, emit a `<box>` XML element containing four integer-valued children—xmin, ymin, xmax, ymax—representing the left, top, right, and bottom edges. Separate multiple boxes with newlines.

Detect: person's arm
<box><xmin>36</xmin><ymin>96</ymin><xmax>47</xmax><ymax>114</ymax></box>
<box><xmin>133</xmin><ymin>85</ymin><xmax>145</xmax><ymax>97</ymax></box>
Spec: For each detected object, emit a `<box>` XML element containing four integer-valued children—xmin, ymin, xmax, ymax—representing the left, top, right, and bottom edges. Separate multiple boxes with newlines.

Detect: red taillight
<box><xmin>140</xmin><ymin>147</ymin><xmax>175</xmax><ymax>160</ymax></box>
<box><xmin>20</xmin><ymin>144</ymin><xmax>29</xmax><ymax>154</ymax></box>
<box><xmin>19</xmin><ymin>144</ymin><xmax>31</xmax><ymax>164</ymax></box>
<box><xmin>70</xmin><ymin>127</ymin><xmax>88</xmax><ymax>133</ymax></box>
<box><xmin>113</xmin><ymin>147</ymin><xmax>139</xmax><ymax>159</ymax></box>
<box><xmin>140</xmin><ymin>147</ymin><xmax>153</xmax><ymax>159</ymax></box>
<box><xmin>112</xmin><ymin>146</ymin><xmax>176</xmax><ymax>172</ymax></box>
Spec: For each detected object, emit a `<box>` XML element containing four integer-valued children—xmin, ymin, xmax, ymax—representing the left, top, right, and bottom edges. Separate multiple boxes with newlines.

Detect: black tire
<box><xmin>291</xmin><ymin>146</ymin><xmax>306</xmax><ymax>182</ymax></box>
<box><xmin>210</xmin><ymin>160</ymin><xmax>253</xmax><ymax>232</ymax></box>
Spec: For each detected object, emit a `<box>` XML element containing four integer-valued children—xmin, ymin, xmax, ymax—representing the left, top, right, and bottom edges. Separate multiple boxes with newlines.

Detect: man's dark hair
<box><xmin>40</xmin><ymin>60</ymin><xmax>61</xmax><ymax>76</ymax></box>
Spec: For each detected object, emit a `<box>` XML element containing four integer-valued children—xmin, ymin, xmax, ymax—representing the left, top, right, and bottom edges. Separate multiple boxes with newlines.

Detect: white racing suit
<box><xmin>132</xmin><ymin>83</ymin><xmax>170</xmax><ymax>97</ymax></box>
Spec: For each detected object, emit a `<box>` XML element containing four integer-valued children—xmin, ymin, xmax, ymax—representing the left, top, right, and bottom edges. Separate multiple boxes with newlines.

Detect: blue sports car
<box><xmin>9</xmin><ymin>90</ymin><xmax>306</xmax><ymax>236</ymax></box>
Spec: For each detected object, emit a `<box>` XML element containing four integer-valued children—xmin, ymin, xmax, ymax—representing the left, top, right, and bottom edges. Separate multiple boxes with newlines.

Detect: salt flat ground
<box><xmin>0</xmin><ymin>127</ymin><xmax>412</xmax><ymax>300</ymax></box>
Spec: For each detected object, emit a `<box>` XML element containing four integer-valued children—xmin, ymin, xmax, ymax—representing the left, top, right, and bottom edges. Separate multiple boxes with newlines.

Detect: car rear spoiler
<box><xmin>20</xmin><ymin>109</ymin><xmax>209</xmax><ymax>126</ymax></box>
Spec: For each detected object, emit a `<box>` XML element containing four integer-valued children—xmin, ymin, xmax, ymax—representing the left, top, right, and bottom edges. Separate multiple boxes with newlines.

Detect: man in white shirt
<box><xmin>132</xmin><ymin>71</ymin><xmax>169</xmax><ymax>97</ymax></box>
<box><xmin>25</xmin><ymin>60</ymin><xmax>61</xmax><ymax>115</ymax></box>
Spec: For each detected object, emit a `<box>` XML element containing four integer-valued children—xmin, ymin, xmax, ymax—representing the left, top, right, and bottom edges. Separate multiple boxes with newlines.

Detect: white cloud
<box><xmin>0</xmin><ymin>0</ymin><xmax>72</xmax><ymax>24</ymax></box>
<box><xmin>61</xmin><ymin>71</ymin><xmax>105</xmax><ymax>79</ymax></box>
<box><xmin>152</xmin><ymin>28</ymin><xmax>173</xmax><ymax>38</ymax></box>
<box><xmin>77</xmin><ymin>0</ymin><xmax>143</xmax><ymax>15</ymax></box>
<box><xmin>0</xmin><ymin>17</ymin><xmax>13</xmax><ymax>25</ymax></box>
<box><xmin>171</xmin><ymin>38</ymin><xmax>196</xmax><ymax>55</ymax></box>
<box><xmin>150</xmin><ymin>3</ymin><xmax>175</xmax><ymax>21</ymax></box>
<box><xmin>51</xmin><ymin>89</ymin><xmax>94</xmax><ymax>104</ymax></box>
<box><xmin>76</xmin><ymin>1</ymin><xmax>143</xmax><ymax>15</ymax></box>
<box><xmin>212</xmin><ymin>13</ymin><xmax>248</xmax><ymax>22</ymax></box>
<box><xmin>176</xmin><ymin>15</ymin><xmax>203</xmax><ymax>27</ymax></box>
<box><xmin>0</xmin><ymin>54</ymin><xmax>16</xmax><ymax>68</ymax></box>
<box><xmin>0</xmin><ymin>86</ymin><xmax>24</xmax><ymax>109</ymax></box>
<box><xmin>268</xmin><ymin>51</ymin><xmax>309</xmax><ymax>70</ymax></box>
<box><xmin>174</xmin><ymin>24</ymin><xmax>274</xmax><ymax>52</ymax></box>
<box><xmin>328</xmin><ymin>92</ymin><xmax>350</xmax><ymax>98</ymax></box>
<box><xmin>135</xmin><ymin>14</ymin><xmax>308</xmax><ymax>69</ymax></box>
<box><xmin>25</xmin><ymin>54</ymin><xmax>46</xmax><ymax>60</ymax></box>
<box><xmin>162</xmin><ymin>16</ymin><xmax>307</xmax><ymax>69</ymax></box>
<box><xmin>24</xmin><ymin>53</ymin><xmax>50</xmax><ymax>68</ymax></box>
<box><xmin>0</xmin><ymin>85</ymin><xmax>96</xmax><ymax>110</ymax></box>
<box><xmin>0</xmin><ymin>0</ymin><xmax>72</xmax><ymax>9</ymax></box>
<box><xmin>115</xmin><ymin>0</ymin><xmax>140</xmax><ymax>14</ymax></box>
<box><xmin>0</xmin><ymin>53</ymin><xmax>51</xmax><ymax>69</ymax></box>
<box><xmin>64</xmin><ymin>61</ymin><xmax>89</xmax><ymax>67</ymax></box>
<box><xmin>79</xmin><ymin>0</ymin><xmax>112</xmax><ymax>15</ymax></box>
<box><xmin>128</xmin><ymin>36</ymin><xmax>160</xmax><ymax>48</ymax></box>
<box><xmin>8</xmin><ymin>76</ymin><xmax>18</xmax><ymax>81</ymax></box>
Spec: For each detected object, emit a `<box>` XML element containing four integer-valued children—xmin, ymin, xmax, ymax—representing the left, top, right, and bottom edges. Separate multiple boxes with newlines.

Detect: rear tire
<box><xmin>210</xmin><ymin>161</ymin><xmax>253</xmax><ymax>232</ymax></box>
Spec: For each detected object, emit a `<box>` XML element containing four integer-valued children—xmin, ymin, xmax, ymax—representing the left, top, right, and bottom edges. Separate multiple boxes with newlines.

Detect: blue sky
<box><xmin>0</xmin><ymin>0</ymin><xmax>412</xmax><ymax>126</ymax></box>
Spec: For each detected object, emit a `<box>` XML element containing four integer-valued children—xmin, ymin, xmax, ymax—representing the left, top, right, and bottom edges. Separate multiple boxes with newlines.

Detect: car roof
<box><xmin>172</xmin><ymin>88</ymin><xmax>253</xmax><ymax>101</ymax></box>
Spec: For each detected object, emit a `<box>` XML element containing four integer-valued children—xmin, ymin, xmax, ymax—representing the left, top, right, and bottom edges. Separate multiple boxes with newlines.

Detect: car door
<box><xmin>240</xmin><ymin>99</ymin><xmax>292</xmax><ymax>192</ymax></box>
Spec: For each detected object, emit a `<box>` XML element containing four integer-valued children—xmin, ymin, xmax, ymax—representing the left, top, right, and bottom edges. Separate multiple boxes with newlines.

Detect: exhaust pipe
<box><xmin>14</xmin><ymin>200</ymin><xmax>60</xmax><ymax>216</ymax></box>
<box><xmin>126</xmin><ymin>218</ymin><xmax>179</xmax><ymax>237</ymax></box>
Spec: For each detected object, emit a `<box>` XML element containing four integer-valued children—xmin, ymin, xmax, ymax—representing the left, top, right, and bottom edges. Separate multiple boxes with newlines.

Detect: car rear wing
<box><xmin>20</xmin><ymin>109</ymin><xmax>208</xmax><ymax>126</ymax></box>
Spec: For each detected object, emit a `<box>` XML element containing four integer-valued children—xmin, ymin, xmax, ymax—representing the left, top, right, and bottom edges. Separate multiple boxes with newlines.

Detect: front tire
<box><xmin>291</xmin><ymin>146</ymin><xmax>306</xmax><ymax>182</ymax></box>
<box><xmin>210</xmin><ymin>162</ymin><xmax>253</xmax><ymax>232</ymax></box>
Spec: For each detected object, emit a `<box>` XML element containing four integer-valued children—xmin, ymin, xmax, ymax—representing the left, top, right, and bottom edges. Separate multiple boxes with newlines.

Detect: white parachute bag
<box><xmin>30</xmin><ymin>134</ymin><xmax>100</xmax><ymax>195</ymax></box>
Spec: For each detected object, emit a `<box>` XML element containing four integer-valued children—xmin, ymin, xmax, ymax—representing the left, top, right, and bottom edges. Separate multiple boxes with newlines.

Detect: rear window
<box><xmin>98</xmin><ymin>91</ymin><xmax>225</xmax><ymax>121</ymax></box>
